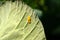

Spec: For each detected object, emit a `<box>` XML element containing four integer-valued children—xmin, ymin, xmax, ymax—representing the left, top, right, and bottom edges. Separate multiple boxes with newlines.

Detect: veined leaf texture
<box><xmin>0</xmin><ymin>1</ymin><xmax>46</xmax><ymax>40</ymax></box>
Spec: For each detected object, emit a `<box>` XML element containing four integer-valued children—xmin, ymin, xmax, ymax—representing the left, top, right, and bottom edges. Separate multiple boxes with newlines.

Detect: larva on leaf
<box><xmin>27</xmin><ymin>16</ymin><xmax>31</xmax><ymax>24</ymax></box>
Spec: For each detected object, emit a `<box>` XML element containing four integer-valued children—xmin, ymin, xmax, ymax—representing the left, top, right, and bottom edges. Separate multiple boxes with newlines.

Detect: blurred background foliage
<box><xmin>0</xmin><ymin>0</ymin><xmax>60</xmax><ymax>40</ymax></box>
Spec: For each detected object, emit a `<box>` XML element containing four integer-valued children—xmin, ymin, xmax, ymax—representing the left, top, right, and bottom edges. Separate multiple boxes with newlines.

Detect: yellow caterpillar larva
<box><xmin>27</xmin><ymin>16</ymin><xmax>31</xmax><ymax>23</ymax></box>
